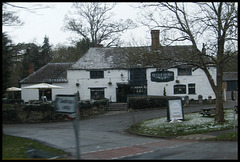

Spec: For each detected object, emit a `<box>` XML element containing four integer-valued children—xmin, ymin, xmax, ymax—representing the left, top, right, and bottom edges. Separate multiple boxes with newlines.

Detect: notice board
<box><xmin>167</xmin><ymin>98</ymin><xmax>184</xmax><ymax>121</ymax></box>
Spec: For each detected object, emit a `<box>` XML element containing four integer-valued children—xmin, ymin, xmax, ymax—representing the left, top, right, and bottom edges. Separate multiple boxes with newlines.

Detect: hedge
<box><xmin>2</xmin><ymin>99</ymin><xmax>109</xmax><ymax>123</ymax></box>
<box><xmin>128</xmin><ymin>96</ymin><xmax>181</xmax><ymax>110</ymax></box>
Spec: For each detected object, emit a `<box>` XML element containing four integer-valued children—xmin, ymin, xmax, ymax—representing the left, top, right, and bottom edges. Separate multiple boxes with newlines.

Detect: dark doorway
<box><xmin>39</xmin><ymin>89</ymin><xmax>52</xmax><ymax>101</ymax></box>
<box><xmin>116</xmin><ymin>83</ymin><xmax>131</xmax><ymax>102</ymax></box>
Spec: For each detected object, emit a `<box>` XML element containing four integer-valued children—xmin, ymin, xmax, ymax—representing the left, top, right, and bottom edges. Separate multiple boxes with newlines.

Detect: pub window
<box><xmin>130</xmin><ymin>68</ymin><xmax>147</xmax><ymax>85</ymax></box>
<box><xmin>130</xmin><ymin>85</ymin><xmax>147</xmax><ymax>95</ymax></box>
<box><xmin>174</xmin><ymin>85</ymin><xmax>186</xmax><ymax>94</ymax></box>
<box><xmin>90</xmin><ymin>71</ymin><xmax>104</xmax><ymax>79</ymax></box>
<box><xmin>90</xmin><ymin>88</ymin><xmax>105</xmax><ymax>100</ymax></box>
<box><xmin>188</xmin><ymin>84</ymin><xmax>196</xmax><ymax>94</ymax></box>
<box><xmin>178</xmin><ymin>68</ymin><xmax>192</xmax><ymax>76</ymax></box>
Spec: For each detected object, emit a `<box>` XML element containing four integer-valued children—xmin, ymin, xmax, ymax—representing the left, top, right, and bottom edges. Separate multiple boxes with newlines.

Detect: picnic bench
<box><xmin>234</xmin><ymin>106</ymin><xmax>238</xmax><ymax>113</ymax></box>
<box><xmin>200</xmin><ymin>108</ymin><xmax>216</xmax><ymax>117</ymax></box>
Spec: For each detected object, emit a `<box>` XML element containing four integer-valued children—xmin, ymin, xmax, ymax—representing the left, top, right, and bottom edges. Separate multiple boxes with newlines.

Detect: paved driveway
<box><xmin>3</xmin><ymin>102</ymin><xmax>238</xmax><ymax>159</ymax></box>
<box><xmin>3</xmin><ymin>109</ymin><xmax>168</xmax><ymax>156</ymax></box>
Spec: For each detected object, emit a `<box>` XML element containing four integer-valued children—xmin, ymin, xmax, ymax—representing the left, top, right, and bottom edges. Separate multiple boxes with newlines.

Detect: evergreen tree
<box><xmin>40</xmin><ymin>35</ymin><xmax>52</xmax><ymax>66</ymax></box>
<box><xmin>2</xmin><ymin>33</ymin><xmax>13</xmax><ymax>96</ymax></box>
<box><xmin>20</xmin><ymin>43</ymin><xmax>41</xmax><ymax>79</ymax></box>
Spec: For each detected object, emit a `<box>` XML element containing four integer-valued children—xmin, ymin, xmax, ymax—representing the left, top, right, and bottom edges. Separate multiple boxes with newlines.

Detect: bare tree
<box><xmin>138</xmin><ymin>2</ymin><xmax>238</xmax><ymax>123</ymax></box>
<box><xmin>63</xmin><ymin>2</ymin><xmax>136</xmax><ymax>47</ymax></box>
<box><xmin>2</xmin><ymin>2</ymin><xmax>51</xmax><ymax>26</ymax></box>
<box><xmin>2</xmin><ymin>2</ymin><xmax>23</xmax><ymax>26</ymax></box>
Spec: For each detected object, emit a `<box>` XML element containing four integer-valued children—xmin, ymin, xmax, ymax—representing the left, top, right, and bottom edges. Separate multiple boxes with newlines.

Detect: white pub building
<box><xmin>20</xmin><ymin>30</ymin><xmax>216</xmax><ymax>103</ymax></box>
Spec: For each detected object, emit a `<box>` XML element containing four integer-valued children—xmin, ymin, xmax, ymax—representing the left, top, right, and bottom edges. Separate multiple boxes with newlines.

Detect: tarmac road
<box><xmin>3</xmin><ymin>101</ymin><xmax>238</xmax><ymax>160</ymax></box>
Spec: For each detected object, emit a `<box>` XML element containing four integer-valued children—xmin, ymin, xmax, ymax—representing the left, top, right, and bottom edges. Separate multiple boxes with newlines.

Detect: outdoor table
<box><xmin>200</xmin><ymin>108</ymin><xmax>216</xmax><ymax>117</ymax></box>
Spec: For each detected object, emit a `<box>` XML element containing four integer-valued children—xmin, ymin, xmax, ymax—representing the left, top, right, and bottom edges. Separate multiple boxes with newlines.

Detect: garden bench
<box><xmin>200</xmin><ymin>108</ymin><xmax>216</xmax><ymax>117</ymax></box>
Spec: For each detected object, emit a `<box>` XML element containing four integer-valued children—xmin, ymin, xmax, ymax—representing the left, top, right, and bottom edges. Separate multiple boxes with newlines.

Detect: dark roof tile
<box><xmin>70</xmin><ymin>45</ymin><xmax>197</xmax><ymax>70</ymax></box>
<box><xmin>20</xmin><ymin>62</ymin><xmax>74</xmax><ymax>84</ymax></box>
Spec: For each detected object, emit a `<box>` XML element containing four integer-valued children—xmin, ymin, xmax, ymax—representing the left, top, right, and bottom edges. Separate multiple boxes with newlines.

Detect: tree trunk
<box><xmin>215</xmin><ymin>34</ymin><xmax>225</xmax><ymax>123</ymax></box>
<box><xmin>215</xmin><ymin>91</ymin><xmax>225</xmax><ymax>123</ymax></box>
<box><xmin>201</xmin><ymin>66</ymin><xmax>225</xmax><ymax>123</ymax></box>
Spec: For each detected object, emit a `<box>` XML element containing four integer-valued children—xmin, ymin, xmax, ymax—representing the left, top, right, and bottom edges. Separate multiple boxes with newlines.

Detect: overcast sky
<box><xmin>3</xmin><ymin>2</ymin><xmax>152</xmax><ymax>48</ymax></box>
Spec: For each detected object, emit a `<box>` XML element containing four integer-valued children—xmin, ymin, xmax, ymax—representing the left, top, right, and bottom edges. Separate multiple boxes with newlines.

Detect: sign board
<box><xmin>231</xmin><ymin>90</ymin><xmax>238</xmax><ymax>101</ymax></box>
<box><xmin>151</xmin><ymin>71</ymin><xmax>174</xmax><ymax>82</ymax></box>
<box><xmin>54</xmin><ymin>93</ymin><xmax>80</xmax><ymax>159</ymax></box>
<box><xmin>167</xmin><ymin>98</ymin><xmax>184</xmax><ymax>121</ymax></box>
<box><xmin>54</xmin><ymin>94</ymin><xmax>77</xmax><ymax>113</ymax></box>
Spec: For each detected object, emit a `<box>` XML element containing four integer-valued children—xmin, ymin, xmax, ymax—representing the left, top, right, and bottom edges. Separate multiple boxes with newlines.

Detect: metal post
<box><xmin>232</xmin><ymin>101</ymin><xmax>236</xmax><ymax>132</ymax></box>
<box><xmin>231</xmin><ymin>91</ymin><xmax>237</xmax><ymax>132</ymax></box>
<box><xmin>73</xmin><ymin>93</ymin><xmax>80</xmax><ymax>159</ymax></box>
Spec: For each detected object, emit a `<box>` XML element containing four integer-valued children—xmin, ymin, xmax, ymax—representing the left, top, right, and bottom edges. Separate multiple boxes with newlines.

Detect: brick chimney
<box><xmin>151</xmin><ymin>30</ymin><xmax>161</xmax><ymax>50</ymax></box>
<box><xmin>29</xmin><ymin>64</ymin><xmax>34</xmax><ymax>75</ymax></box>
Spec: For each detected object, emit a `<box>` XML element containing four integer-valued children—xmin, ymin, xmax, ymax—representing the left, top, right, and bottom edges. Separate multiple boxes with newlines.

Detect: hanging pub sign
<box><xmin>151</xmin><ymin>70</ymin><xmax>174</xmax><ymax>82</ymax></box>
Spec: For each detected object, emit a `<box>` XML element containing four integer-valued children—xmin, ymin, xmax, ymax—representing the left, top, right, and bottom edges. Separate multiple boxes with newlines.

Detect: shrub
<box><xmin>128</xmin><ymin>96</ymin><xmax>181</xmax><ymax>110</ymax></box>
<box><xmin>2</xmin><ymin>104</ymin><xmax>21</xmax><ymax>123</ymax></box>
<box><xmin>2</xmin><ymin>99</ymin><xmax>109</xmax><ymax>123</ymax></box>
<box><xmin>78</xmin><ymin>99</ymin><xmax>109</xmax><ymax>119</ymax></box>
<box><xmin>78</xmin><ymin>98</ymin><xmax>109</xmax><ymax>109</ymax></box>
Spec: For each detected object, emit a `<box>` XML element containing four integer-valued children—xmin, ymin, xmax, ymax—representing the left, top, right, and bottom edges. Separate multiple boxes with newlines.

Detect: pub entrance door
<box><xmin>116</xmin><ymin>83</ymin><xmax>131</xmax><ymax>102</ymax></box>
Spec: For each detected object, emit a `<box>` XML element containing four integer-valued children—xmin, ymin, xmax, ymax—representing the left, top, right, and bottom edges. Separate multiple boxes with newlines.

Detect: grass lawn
<box><xmin>207</xmin><ymin>131</ymin><xmax>238</xmax><ymax>141</ymax></box>
<box><xmin>2</xmin><ymin>134</ymin><xmax>70</xmax><ymax>159</ymax></box>
<box><xmin>129</xmin><ymin>109</ymin><xmax>238</xmax><ymax>138</ymax></box>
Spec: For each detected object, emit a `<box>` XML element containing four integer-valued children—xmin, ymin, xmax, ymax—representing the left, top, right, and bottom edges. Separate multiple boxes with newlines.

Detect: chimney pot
<box><xmin>151</xmin><ymin>30</ymin><xmax>161</xmax><ymax>50</ymax></box>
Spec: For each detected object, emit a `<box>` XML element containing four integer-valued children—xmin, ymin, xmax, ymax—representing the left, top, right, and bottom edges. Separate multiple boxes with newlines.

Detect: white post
<box><xmin>73</xmin><ymin>93</ymin><xmax>80</xmax><ymax>159</ymax></box>
<box><xmin>223</xmin><ymin>88</ymin><xmax>227</xmax><ymax>101</ymax></box>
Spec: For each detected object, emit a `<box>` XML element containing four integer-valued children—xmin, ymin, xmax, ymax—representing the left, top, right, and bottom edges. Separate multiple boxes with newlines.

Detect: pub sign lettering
<box><xmin>151</xmin><ymin>71</ymin><xmax>174</xmax><ymax>82</ymax></box>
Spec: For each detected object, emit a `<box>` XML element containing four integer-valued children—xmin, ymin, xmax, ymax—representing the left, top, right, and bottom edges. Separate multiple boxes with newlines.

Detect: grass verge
<box><xmin>206</xmin><ymin>131</ymin><xmax>238</xmax><ymax>141</ymax></box>
<box><xmin>129</xmin><ymin>109</ymin><xmax>238</xmax><ymax>139</ymax></box>
<box><xmin>2</xmin><ymin>134</ymin><xmax>70</xmax><ymax>159</ymax></box>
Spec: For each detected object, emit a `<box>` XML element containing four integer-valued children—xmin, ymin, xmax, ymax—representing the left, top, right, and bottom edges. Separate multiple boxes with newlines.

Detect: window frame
<box><xmin>90</xmin><ymin>88</ymin><xmax>105</xmax><ymax>100</ymax></box>
<box><xmin>130</xmin><ymin>85</ymin><xmax>147</xmax><ymax>95</ymax></box>
<box><xmin>188</xmin><ymin>83</ymin><xmax>196</xmax><ymax>94</ymax></box>
<box><xmin>177</xmin><ymin>67</ymin><xmax>192</xmax><ymax>76</ymax></box>
<box><xmin>90</xmin><ymin>71</ymin><xmax>104</xmax><ymax>79</ymax></box>
<box><xmin>174</xmin><ymin>85</ymin><xmax>187</xmax><ymax>94</ymax></box>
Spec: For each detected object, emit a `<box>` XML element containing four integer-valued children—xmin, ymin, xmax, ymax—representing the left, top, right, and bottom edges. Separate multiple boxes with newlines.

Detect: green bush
<box><xmin>2</xmin><ymin>109</ymin><xmax>21</xmax><ymax>123</ymax></box>
<box><xmin>2</xmin><ymin>98</ymin><xmax>24</xmax><ymax>104</ymax></box>
<box><xmin>78</xmin><ymin>99</ymin><xmax>109</xmax><ymax>119</ymax></box>
<box><xmin>2</xmin><ymin>99</ymin><xmax>109</xmax><ymax>123</ymax></box>
<box><xmin>128</xmin><ymin>96</ymin><xmax>181</xmax><ymax>110</ymax></box>
<box><xmin>2</xmin><ymin>104</ymin><xmax>21</xmax><ymax>123</ymax></box>
<box><xmin>78</xmin><ymin>99</ymin><xmax>109</xmax><ymax>109</ymax></box>
<box><xmin>22</xmin><ymin>103</ymin><xmax>55</xmax><ymax>112</ymax></box>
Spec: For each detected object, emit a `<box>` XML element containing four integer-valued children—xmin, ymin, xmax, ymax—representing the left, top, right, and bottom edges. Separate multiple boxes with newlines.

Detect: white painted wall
<box><xmin>21</xmin><ymin>84</ymin><xmax>39</xmax><ymax>102</ymax></box>
<box><xmin>67</xmin><ymin>69</ymin><xmax>129</xmax><ymax>102</ymax></box>
<box><xmin>147</xmin><ymin>67</ymin><xmax>216</xmax><ymax>100</ymax></box>
<box><xmin>21</xmin><ymin>83</ymin><xmax>71</xmax><ymax>103</ymax></box>
<box><xmin>21</xmin><ymin>67</ymin><xmax>216</xmax><ymax>102</ymax></box>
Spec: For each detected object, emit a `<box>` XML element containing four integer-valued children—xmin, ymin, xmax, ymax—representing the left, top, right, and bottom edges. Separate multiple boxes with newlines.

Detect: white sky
<box><xmin>3</xmin><ymin>2</ymin><xmax>151</xmax><ymax>48</ymax></box>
